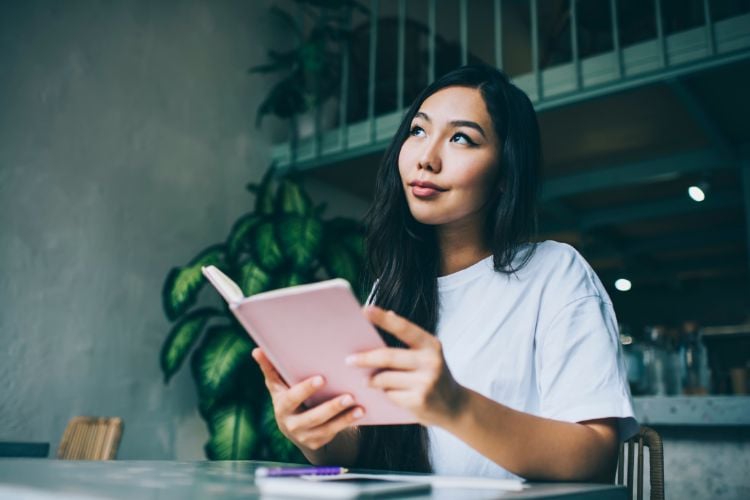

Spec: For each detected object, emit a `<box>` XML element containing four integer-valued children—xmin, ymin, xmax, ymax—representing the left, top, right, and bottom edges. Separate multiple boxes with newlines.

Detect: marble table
<box><xmin>0</xmin><ymin>459</ymin><xmax>627</xmax><ymax>499</ymax></box>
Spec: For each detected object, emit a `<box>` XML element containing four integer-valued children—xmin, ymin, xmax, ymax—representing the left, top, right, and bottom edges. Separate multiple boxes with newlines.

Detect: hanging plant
<box><xmin>250</xmin><ymin>0</ymin><xmax>368</xmax><ymax>127</ymax></box>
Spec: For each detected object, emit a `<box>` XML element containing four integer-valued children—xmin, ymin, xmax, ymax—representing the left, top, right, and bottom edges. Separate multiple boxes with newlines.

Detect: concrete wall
<box><xmin>656</xmin><ymin>426</ymin><xmax>750</xmax><ymax>499</ymax></box>
<box><xmin>0</xmin><ymin>0</ymin><xmax>369</xmax><ymax>460</ymax></box>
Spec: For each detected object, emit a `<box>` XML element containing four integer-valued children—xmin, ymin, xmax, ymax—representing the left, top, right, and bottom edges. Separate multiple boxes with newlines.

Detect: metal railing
<box><xmin>274</xmin><ymin>0</ymin><xmax>750</xmax><ymax>170</ymax></box>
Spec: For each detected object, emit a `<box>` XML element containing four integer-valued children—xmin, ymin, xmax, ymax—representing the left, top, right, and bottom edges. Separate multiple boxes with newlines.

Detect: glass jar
<box><xmin>680</xmin><ymin>321</ymin><xmax>711</xmax><ymax>395</ymax></box>
<box><xmin>621</xmin><ymin>324</ymin><xmax>649</xmax><ymax>395</ymax></box>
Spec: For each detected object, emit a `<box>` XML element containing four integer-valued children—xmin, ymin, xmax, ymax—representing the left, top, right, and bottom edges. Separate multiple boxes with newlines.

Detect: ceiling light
<box><xmin>615</xmin><ymin>278</ymin><xmax>632</xmax><ymax>292</ymax></box>
<box><xmin>688</xmin><ymin>185</ymin><xmax>706</xmax><ymax>202</ymax></box>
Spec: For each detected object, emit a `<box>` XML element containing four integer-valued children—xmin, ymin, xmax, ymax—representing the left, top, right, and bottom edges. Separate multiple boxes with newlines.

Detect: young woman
<box><xmin>252</xmin><ymin>64</ymin><xmax>637</xmax><ymax>482</ymax></box>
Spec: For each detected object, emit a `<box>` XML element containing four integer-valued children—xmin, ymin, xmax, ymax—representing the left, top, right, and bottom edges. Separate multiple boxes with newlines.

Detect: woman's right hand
<box><xmin>251</xmin><ymin>348</ymin><xmax>365</xmax><ymax>455</ymax></box>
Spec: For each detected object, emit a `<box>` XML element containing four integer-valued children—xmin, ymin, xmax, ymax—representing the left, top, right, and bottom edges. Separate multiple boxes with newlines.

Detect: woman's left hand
<box><xmin>346</xmin><ymin>305</ymin><xmax>467</xmax><ymax>427</ymax></box>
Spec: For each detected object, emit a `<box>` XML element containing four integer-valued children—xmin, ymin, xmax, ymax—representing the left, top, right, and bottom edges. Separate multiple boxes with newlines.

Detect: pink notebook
<box><xmin>202</xmin><ymin>266</ymin><xmax>416</xmax><ymax>425</ymax></box>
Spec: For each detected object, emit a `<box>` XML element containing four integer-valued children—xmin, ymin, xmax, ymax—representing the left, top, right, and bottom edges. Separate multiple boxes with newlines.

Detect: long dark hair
<box><xmin>357</xmin><ymin>64</ymin><xmax>541</xmax><ymax>472</ymax></box>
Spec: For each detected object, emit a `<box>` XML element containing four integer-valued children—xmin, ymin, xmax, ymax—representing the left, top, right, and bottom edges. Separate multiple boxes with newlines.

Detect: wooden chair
<box><xmin>57</xmin><ymin>416</ymin><xmax>123</xmax><ymax>460</ymax></box>
<box><xmin>616</xmin><ymin>425</ymin><xmax>664</xmax><ymax>500</ymax></box>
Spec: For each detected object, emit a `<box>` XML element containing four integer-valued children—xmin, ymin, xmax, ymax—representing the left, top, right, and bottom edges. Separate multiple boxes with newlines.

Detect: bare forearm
<box><xmin>442</xmin><ymin>389</ymin><xmax>618</xmax><ymax>481</ymax></box>
<box><xmin>301</xmin><ymin>427</ymin><xmax>360</xmax><ymax>466</ymax></box>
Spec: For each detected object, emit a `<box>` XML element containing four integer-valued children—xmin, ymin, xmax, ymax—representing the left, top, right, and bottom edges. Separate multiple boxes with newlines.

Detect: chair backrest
<box><xmin>616</xmin><ymin>425</ymin><xmax>664</xmax><ymax>500</ymax></box>
<box><xmin>57</xmin><ymin>416</ymin><xmax>123</xmax><ymax>460</ymax></box>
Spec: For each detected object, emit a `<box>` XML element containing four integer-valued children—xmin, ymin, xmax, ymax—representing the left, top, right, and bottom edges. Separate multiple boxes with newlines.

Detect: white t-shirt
<box><xmin>428</xmin><ymin>240</ymin><xmax>638</xmax><ymax>479</ymax></box>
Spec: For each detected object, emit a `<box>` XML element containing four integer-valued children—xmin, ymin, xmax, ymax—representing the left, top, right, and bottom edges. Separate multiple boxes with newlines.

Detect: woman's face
<box><xmin>398</xmin><ymin>86</ymin><xmax>501</xmax><ymax>229</ymax></box>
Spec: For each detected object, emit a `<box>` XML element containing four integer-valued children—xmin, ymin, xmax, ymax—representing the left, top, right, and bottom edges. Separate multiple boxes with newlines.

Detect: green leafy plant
<box><xmin>160</xmin><ymin>168</ymin><xmax>366</xmax><ymax>460</ymax></box>
<box><xmin>250</xmin><ymin>0</ymin><xmax>367</xmax><ymax>127</ymax></box>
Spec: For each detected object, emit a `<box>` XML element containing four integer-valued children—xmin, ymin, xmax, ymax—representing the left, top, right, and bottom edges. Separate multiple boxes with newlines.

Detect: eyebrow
<box><xmin>414</xmin><ymin>111</ymin><xmax>487</xmax><ymax>139</ymax></box>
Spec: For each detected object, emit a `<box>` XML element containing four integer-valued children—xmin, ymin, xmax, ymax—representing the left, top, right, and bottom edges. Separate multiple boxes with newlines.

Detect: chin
<box><xmin>408</xmin><ymin>209</ymin><xmax>449</xmax><ymax>226</ymax></box>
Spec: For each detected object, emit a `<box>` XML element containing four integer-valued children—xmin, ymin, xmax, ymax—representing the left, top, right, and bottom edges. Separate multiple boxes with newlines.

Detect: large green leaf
<box><xmin>197</xmin><ymin>359</ymin><xmax>264</xmax><ymax>423</ymax></box>
<box><xmin>198</xmin><ymin>393</ymin><xmax>221</xmax><ymax>422</ymax></box>
<box><xmin>192</xmin><ymin>325</ymin><xmax>253</xmax><ymax>400</ymax></box>
<box><xmin>275</xmin><ymin>270</ymin><xmax>310</xmax><ymax>289</ymax></box>
<box><xmin>246</xmin><ymin>168</ymin><xmax>276</xmax><ymax>215</ymax></box>
<box><xmin>240</xmin><ymin>260</ymin><xmax>273</xmax><ymax>297</ymax></box>
<box><xmin>160</xmin><ymin>307</ymin><xmax>219</xmax><ymax>384</ymax></box>
<box><xmin>321</xmin><ymin>240</ymin><xmax>360</xmax><ymax>286</ymax></box>
<box><xmin>324</xmin><ymin>218</ymin><xmax>364</xmax><ymax>259</ymax></box>
<box><xmin>253</xmin><ymin>221</ymin><xmax>286</xmax><ymax>271</ymax></box>
<box><xmin>261</xmin><ymin>397</ymin><xmax>305</xmax><ymax>463</ymax></box>
<box><xmin>226</xmin><ymin>214</ymin><xmax>264</xmax><ymax>264</ymax></box>
<box><xmin>323</xmin><ymin>217</ymin><xmax>362</xmax><ymax>233</ymax></box>
<box><xmin>162</xmin><ymin>245</ymin><xmax>225</xmax><ymax>321</ymax></box>
<box><xmin>275</xmin><ymin>178</ymin><xmax>312</xmax><ymax>216</ymax></box>
<box><xmin>342</xmin><ymin>232</ymin><xmax>364</xmax><ymax>259</ymax></box>
<box><xmin>205</xmin><ymin>402</ymin><xmax>258</xmax><ymax>460</ymax></box>
<box><xmin>275</xmin><ymin>214</ymin><xmax>323</xmax><ymax>270</ymax></box>
<box><xmin>255</xmin><ymin>77</ymin><xmax>308</xmax><ymax>125</ymax></box>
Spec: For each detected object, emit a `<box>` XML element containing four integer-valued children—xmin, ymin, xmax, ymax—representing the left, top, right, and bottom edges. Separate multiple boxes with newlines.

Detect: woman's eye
<box><xmin>451</xmin><ymin>132</ymin><xmax>476</xmax><ymax>145</ymax></box>
<box><xmin>409</xmin><ymin>125</ymin><xmax>425</xmax><ymax>137</ymax></box>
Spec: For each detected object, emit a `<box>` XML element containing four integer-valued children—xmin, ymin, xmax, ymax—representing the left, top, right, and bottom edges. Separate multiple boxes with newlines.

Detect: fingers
<box><xmin>253</xmin><ymin>348</ymin><xmax>348</xmax><ymax>420</ymax></box>
<box><xmin>275</xmin><ymin>374</ymin><xmax>326</xmax><ymax>416</ymax></box>
<box><xmin>379</xmin><ymin>389</ymin><xmax>414</xmax><ymax>409</ymax></box>
<box><xmin>346</xmin><ymin>346</ymin><xmax>419</xmax><ymax>370</ymax></box>
<box><xmin>363</xmin><ymin>306</ymin><xmax>432</xmax><ymax>348</ymax></box>
<box><xmin>253</xmin><ymin>348</ymin><xmax>327</xmax><ymax>415</ymax></box>
<box><xmin>252</xmin><ymin>348</ymin><xmax>288</xmax><ymax>394</ymax></box>
<box><xmin>286</xmin><ymin>393</ymin><xmax>361</xmax><ymax>432</ymax></box>
<box><xmin>369</xmin><ymin>370</ymin><xmax>421</xmax><ymax>391</ymax></box>
<box><xmin>293</xmin><ymin>406</ymin><xmax>365</xmax><ymax>451</ymax></box>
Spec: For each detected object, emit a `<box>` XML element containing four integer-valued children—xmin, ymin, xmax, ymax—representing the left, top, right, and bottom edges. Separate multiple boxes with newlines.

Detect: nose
<box><xmin>417</xmin><ymin>138</ymin><xmax>442</xmax><ymax>173</ymax></box>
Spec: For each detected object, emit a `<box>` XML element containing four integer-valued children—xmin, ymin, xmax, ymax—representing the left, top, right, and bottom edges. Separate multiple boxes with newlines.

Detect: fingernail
<box><xmin>345</xmin><ymin>355</ymin><xmax>357</xmax><ymax>365</ymax></box>
<box><xmin>353</xmin><ymin>408</ymin><xmax>364</xmax><ymax>418</ymax></box>
<box><xmin>312</xmin><ymin>376</ymin><xmax>324</xmax><ymax>387</ymax></box>
<box><xmin>340</xmin><ymin>395</ymin><xmax>353</xmax><ymax>406</ymax></box>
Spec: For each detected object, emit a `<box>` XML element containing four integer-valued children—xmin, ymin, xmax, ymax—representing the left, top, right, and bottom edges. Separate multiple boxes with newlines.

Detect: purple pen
<box><xmin>255</xmin><ymin>466</ymin><xmax>348</xmax><ymax>477</ymax></box>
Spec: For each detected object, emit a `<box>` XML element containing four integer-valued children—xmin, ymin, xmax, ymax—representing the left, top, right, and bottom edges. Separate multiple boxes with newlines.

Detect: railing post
<box><xmin>338</xmin><ymin>5</ymin><xmax>351</xmax><ymax>150</ymax></box>
<box><xmin>290</xmin><ymin>117</ymin><xmax>298</xmax><ymax>165</ymax></box>
<box><xmin>314</xmin><ymin>101</ymin><xmax>321</xmax><ymax>158</ymax></box>
<box><xmin>531</xmin><ymin>0</ymin><xmax>541</xmax><ymax>101</ymax></box>
<box><xmin>743</xmin><ymin>159</ymin><xmax>750</xmax><ymax>278</ymax></box>
<box><xmin>494</xmin><ymin>0</ymin><xmax>503</xmax><ymax>70</ymax></box>
<box><xmin>368</xmin><ymin>0</ymin><xmax>379</xmax><ymax>141</ymax></box>
<box><xmin>571</xmin><ymin>0</ymin><xmax>582</xmax><ymax>90</ymax></box>
<box><xmin>655</xmin><ymin>0</ymin><xmax>667</xmax><ymax>67</ymax></box>
<box><xmin>291</xmin><ymin>2</ymin><xmax>306</xmax><ymax>165</ymax></box>
<box><xmin>397</xmin><ymin>0</ymin><xmax>406</xmax><ymax>111</ymax></box>
<box><xmin>460</xmin><ymin>0</ymin><xmax>468</xmax><ymax>66</ymax></box>
<box><xmin>610</xmin><ymin>0</ymin><xmax>624</xmax><ymax>78</ymax></box>
<box><xmin>314</xmin><ymin>8</ymin><xmax>327</xmax><ymax>159</ymax></box>
<box><xmin>703</xmin><ymin>0</ymin><xmax>716</xmax><ymax>56</ymax></box>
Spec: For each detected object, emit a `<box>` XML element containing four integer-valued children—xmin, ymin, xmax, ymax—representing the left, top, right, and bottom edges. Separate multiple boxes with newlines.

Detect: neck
<box><xmin>437</xmin><ymin>217</ymin><xmax>491</xmax><ymax>276</ymax></box>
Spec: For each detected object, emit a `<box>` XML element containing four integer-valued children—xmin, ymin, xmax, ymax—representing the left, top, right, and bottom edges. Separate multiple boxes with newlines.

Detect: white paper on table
<box><xmin>305</xmin><ymin>473</ymin><xmax>526</xmax><ymax>491</ymax></box>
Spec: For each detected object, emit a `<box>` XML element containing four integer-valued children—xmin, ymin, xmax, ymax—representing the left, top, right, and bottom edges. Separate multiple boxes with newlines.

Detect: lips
<box><xmin>409</xmin><ymin>180</ymin><xmax>446</xmax><ymax>198</ymax></box>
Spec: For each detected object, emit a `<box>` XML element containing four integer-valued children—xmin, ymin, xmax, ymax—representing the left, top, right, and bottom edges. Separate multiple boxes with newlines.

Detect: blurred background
<box><xmin>1</xmin><ymin>0</ymin><xmax>748</xmax><ymax>498</ymax></box>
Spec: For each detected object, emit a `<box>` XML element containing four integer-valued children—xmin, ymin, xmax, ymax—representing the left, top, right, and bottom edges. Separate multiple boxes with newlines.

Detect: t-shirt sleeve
<box><xmin>535</xmin><ymin>295</ymin><xmax>639</xmax><ymax>441</ymax></box>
